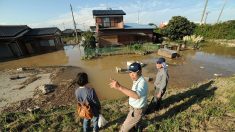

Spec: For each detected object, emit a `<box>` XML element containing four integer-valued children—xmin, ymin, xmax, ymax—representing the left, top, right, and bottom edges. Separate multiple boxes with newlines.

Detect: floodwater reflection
<box><xmin>0</xmin><ymin>45</ymin><xmax>235</xmax><ymax>99</ymax></box>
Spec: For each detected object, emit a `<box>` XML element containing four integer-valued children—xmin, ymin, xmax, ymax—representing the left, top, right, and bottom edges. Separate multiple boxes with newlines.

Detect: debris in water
<box><xmin>214</xmin><ymin>73</ymin><xmax>222</xmax><ymax>77</ymax></box>
<box><xmin>116</xmin><ymin>67</ymin><xmax>122</xmax><ymax>73</ymax></box>
<box><xmin>116</xmin><ymin>67</ymin><xmax>128</xmax><ymax>73</ymax></box>
<box><xmin>200</xmin><ymin>66</ymin><xmax>204</xmax><ymax>69</ymax></box>
<box><xmin>144</xmin><ymin>77</ymin><xmax>153</xmax><ymax>82</ymax></box>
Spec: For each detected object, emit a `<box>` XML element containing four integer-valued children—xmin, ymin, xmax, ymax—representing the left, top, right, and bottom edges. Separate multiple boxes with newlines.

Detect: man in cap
<box><xmin>109</xmin><ymin>62</ymin><xmax>148</xmax><ymax>132</ymax></box>
<box><xmin>154</xmin><ymin>57</ymin><xmax>169</xmax><ymax>109</ymax></box>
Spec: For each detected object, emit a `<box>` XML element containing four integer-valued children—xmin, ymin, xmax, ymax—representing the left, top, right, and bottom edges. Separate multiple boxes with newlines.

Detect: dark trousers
<box><xmin>83</xmin><ymin>115</ymin><xmax>99</xmax><ymax>132</ymax></box>
<box><xmin>154</xmin><ymin>87</ymin><xmax>166</xmax><ymax>109</ymax></box>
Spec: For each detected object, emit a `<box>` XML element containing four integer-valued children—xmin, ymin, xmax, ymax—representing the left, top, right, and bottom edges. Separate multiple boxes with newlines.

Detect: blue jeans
<box><xmin>83</xmin><ymin>115</ymin><xmax>99</xmax><ymax>132</ymax></box>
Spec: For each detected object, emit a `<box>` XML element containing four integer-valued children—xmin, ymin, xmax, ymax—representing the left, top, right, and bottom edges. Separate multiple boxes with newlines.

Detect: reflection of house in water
<box><xmin>92</xmin><ymin>9</ymin><xmax>154</xmax><ymax>47</ymax></box>
<box><xmin>0</xmin><ymin>25</ymin><xmax>63</xmax><ymax>60</ymax></box>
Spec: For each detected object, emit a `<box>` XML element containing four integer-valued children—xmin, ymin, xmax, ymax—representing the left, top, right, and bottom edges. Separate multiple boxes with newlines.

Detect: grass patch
<box><xmin>1</xmin><ymin>77</ymin><xmax>235</xmax><ymax>131</ymax></box>
<box><xmin>81</xmin><ymin>43</ymin><xmax>160</xmax><ymax>60</ymax></box>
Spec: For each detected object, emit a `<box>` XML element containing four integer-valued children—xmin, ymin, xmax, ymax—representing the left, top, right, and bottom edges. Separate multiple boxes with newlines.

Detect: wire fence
<box><xmin>82</xmin><ymin>43</ymin><xmax>160</xmax><ymax>59</ymax></box>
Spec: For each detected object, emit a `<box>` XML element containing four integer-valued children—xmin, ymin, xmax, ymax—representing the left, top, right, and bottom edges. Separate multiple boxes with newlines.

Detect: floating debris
<box><xmin>144</xmin><ymin>77</ymin><xmax>153</xmax><ymax>82</ymax></box>
<box><xmin>158</xmin><ymin>48</ymin><xmax>178</xmax><ymax>58</ymax></box>
<box><xmin>200</xmin><ymin>66</ymin><xmax>204</xmax><ymax>69</ymax></box>
<box><xmin>214</xmin><ymin>73</ymin><xmax>222</xmax><ymax>77</ymax></box>
<box><xmin>115</xmin><ymin>67</ymin><xmax>128</xmax><ymax>73</ymax></box>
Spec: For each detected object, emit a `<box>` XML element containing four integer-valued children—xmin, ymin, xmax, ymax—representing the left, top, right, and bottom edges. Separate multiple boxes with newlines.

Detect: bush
<box><xmin>81</xmin><ymin>31</ymin><xmax>96</xmax><ymax>49</ymax></box>
<box><xmin>194</xmin><ymin>20</ymin><xmax>235</xmax><ymax>39</ymax></box>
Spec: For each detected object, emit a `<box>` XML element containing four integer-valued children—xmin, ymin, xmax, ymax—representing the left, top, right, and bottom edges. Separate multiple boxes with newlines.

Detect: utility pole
<box><xmin>217</xmin><ymin>0</ymin><xmax>227</xmax><ymax>23</ymax></box>
<box><xmin>200</xmin><ymin>0</ymin><xmax>209</xmax><ymax>25</ymax></box>
<box><xmin>62</xmin><ymin>23</ymin><xmax>65</xmax><ymax>30</ymax></box>
<box><xmin>137</xmin><ymin>10</ymin><xmax>140</xmax><ymax>24</ymax></box>
<box><xmin>204</xmin><ymin>11</ymin><xmax>210</xmax><ymax>24</ymax></box>
<box><xmin>70</xmin><ymin>4</ymin><xmax>79</xmax><ymax>45</ymax></box>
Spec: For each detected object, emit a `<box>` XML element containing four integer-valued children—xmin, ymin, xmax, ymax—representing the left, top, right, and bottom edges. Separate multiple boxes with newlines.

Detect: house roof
<box><xmin>25</xmin><ymin>27</ymin><xmax>61</xmax><ymax>36</ymax></box>
<box><xmin>124</xmin><ymin>23</ymin><xmax>154</xmax><ymax>30</ymax></box>
<box><xmin>92</xmin><ymin>10</ymin><xmax>126</xmax><ymax>16</ymax></box>
<box><xmin>62</xmin><ymin>29</ymin><xmax>81</xmax><ymax>34</ymax></box>
<box><xmin>0</xmin><ymin>25</ymin><xmax>30</xmax><ymax>38</ymax></box>
<box><xmin>62</xmin><ymin>29</ymin><xmax>74</xmax><ymax>34</ymax></box>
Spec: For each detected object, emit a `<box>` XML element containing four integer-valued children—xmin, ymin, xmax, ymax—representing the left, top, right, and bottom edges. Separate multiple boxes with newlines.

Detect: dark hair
<box><xmin>76</xmin><ymin>72</ymin><xmax>88</xmax><ymax>86</ymax></box>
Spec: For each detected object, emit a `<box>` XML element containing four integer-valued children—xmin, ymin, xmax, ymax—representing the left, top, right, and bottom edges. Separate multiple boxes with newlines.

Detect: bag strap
<box><xmin>81</xmin><ymin>88</ymin><xmax>89</xmax><ymax>105</ymax></box>
<box><xmin>83</xmin><ymin>92</ymin><xmax>88</xmax><ymax>104</ymax></box>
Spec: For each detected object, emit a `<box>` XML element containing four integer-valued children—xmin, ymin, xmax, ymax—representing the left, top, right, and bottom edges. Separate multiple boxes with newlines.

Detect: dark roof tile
<box><xmin>25</xmin><ymin>27</ymin><xmax>61</xmax><ymax>36</ymax></box>
<box><xmin>0</xmin><ymin>25</ymin><xmax>30</xmax><ymax>37</ymax></box>
<box><xmin>93</xmin><ymin>10</ymin><xmax>126</xmax><ymax>16</ymax></box>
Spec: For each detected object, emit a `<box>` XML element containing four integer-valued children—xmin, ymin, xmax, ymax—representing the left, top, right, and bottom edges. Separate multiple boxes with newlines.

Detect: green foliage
<box><xmin>194</xmin><ymin>20</ymin><xmax>235</xmax><ymax>39</ymax></box>
<box><xmin>162</xmin><ymin>16</ymin><xmax>196</xmax><ymax>40</ymax></box>
<box><xmin>81</xmin><ymin>31</ymin><xmax>96</xmax><ymax>49</ymax></box>
<box><xmin>81</xmin><ymin>43</ymin><xmax>160</xmax><ymax>60</ymax></box>
<box><xmin>0</xmin><ymin>106</ymin><xmax>80</xmax><ymax>131</ymax></box>
<box><xmin>230</xmin><ymin>95</ymin><xmax>235</xmax><ymax>111</ymax></box>
<box><xmin>129</xmin><ymin>44</ymin><xmax>143</xmax><ymax>51</ymax></box>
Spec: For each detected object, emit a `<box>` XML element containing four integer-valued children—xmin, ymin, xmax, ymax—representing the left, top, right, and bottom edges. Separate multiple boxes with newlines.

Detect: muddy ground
<box><xmin>0</xmin><ymin>66</ymin><xmax>82</xmax><ymax>113</ymax></box>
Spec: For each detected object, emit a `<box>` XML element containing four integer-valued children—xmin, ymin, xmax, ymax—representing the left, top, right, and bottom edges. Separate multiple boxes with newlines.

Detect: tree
<box><xmin>81</xmin><ymin>31</ymin><xmax>96</xmax><ymax>49</ymax></box>
<box><xmin>148</xmin><ymin>23</ymin><xmax>160</xmax><ymax>33</ymax></box>
<box><xmin>162</xmin><ymin>16</ymin><xmax>196</xmax><ymax>40</ymax></box>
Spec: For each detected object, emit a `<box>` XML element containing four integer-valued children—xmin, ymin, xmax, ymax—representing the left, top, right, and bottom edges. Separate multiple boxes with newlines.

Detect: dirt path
<box><xmin>0</xmin><ymin>66</ymin><xmax>82</xmax><ymax>113</ymax></box>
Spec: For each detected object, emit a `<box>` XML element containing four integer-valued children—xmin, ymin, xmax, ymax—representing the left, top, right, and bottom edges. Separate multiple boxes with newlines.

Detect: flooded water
<box><xmin>0</xmin><ymin>45</ymin><xmax>235</xmax><ymax>99</ymax></box>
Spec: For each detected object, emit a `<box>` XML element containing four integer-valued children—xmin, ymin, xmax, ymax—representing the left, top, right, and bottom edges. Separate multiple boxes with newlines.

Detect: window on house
<box><xmin>111</xmin><ymin>18</ymin><xmax>119</xmax><ymax>27</ymax></box>
<box><xmin>103</xmin><ymin>17</ymin><xmax>110</xmax><ymax>27</ymax></box>
<box><xmin>49</xmin><ymin>40</ymin><xmax>55</xmax><ymax>46</ymax></box>
<box><xmin>40</xmin><ymin>40</ymin><xmax>55</xmax><ymax>46</ymax></box>
<box><xmin>40</xmin><ymin>40</ymin><xmax>49</xmax><ymax>46</ymax></box>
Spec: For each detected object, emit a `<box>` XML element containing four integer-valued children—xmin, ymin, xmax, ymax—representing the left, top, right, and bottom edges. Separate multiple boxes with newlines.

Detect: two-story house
<box><xmin>92</xmin><ymin>9</ymin><xmax>154</xmax><ymax>47</ymax></box>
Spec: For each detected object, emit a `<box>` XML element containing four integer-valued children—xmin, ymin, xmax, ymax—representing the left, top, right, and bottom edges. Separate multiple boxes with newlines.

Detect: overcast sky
<box><xmin>0</xmin><ymin>0</ymin><xmax>234</xmax><ymax>30</ymax></box>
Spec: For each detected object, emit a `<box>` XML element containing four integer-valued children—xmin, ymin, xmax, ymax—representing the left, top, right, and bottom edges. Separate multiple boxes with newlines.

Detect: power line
<box><xmin>217</xmin><ymin>0</ymin><xmax>227</xmax><ymax>23</ymax></box>
<box><xmin>204</xmin><ymin>11</ymin><xmax>210</xmax><ymax>24</ymax></box>
<box><xmin>200</xmin><ymin>0</ymin><xmax>209</xmax><ymax>25</ymax></box>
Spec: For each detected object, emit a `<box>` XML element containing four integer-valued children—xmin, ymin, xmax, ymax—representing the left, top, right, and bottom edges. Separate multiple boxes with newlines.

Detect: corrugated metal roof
<box><xmin>25</xmin><ymin>27</ymin><xmax>61</xmax><ymax>36</ymax></box>
<box><xmin>124</xmin><ymin>23</ymin><xmax>154</xmax><ymax>29</ymax></box>
<box><xmin>0</xmin><ymin>25</ymin><xmax>30</xmax><ymax>37</ymax></box>
<box><xmin>93</xmin><ymin>10</ymin><xmax>126</xmax><ymax>16</ymax></box>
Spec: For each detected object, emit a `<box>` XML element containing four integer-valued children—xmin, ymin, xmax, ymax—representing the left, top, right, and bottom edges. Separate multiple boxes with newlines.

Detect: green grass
<box><xmin>81</xmin><ymin>43</ymin><xmax>160</xmax><ymax>60</ymax></box>
<box><xmin>1</xmin><ymin>77</ymin><xmax>235</xmax><ymax>131</ymax></box>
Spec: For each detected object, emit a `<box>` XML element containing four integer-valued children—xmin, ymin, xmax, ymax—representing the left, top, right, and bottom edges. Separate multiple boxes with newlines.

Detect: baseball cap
<box><xmin>128</xmin><ymin>62</ymin><xmax>142</xmax><ymax>72</ymax></box>
<box><xmin>156</xmin><ymin>57</ymin><xmax>166</xmax><ymax>64</ymax></box>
